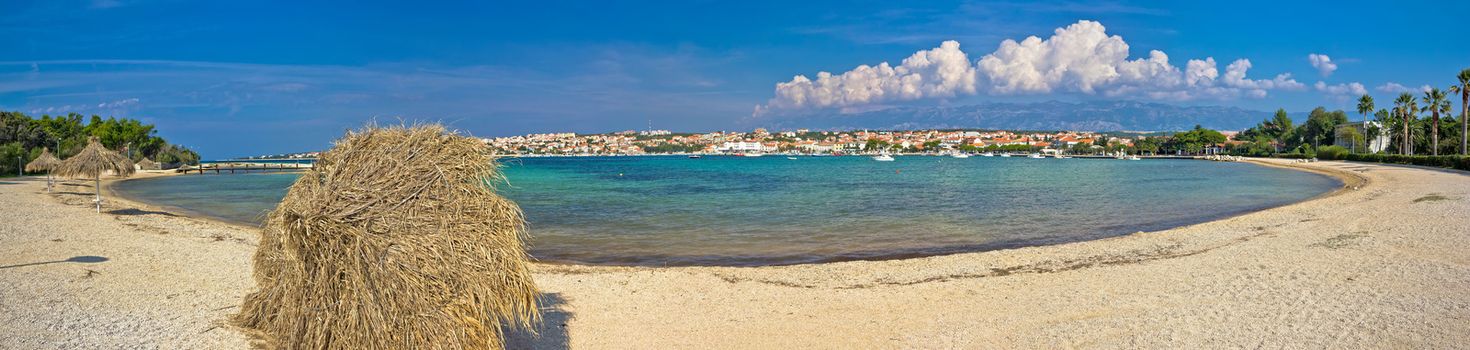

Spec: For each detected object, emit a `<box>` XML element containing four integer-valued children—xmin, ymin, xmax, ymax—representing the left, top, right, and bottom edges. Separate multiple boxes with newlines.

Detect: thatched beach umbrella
<box><xmin>25</xmin><ymin>148</ymin><xmax>61</xmax><ymax>192</ymax></box>
<box><xmin>136</xmin><ymin>158</ymin><xmax>160</xmax><ymax>170</ymax></box>
<box><xmin>234</xmin><ymin>124</ymin><xmax>540</xmax><ymax>349</ymax></box>
<box><xmin>55</xmin><ymin>136</ymin><xmax>135</xmax><ymax>212</ymax></box>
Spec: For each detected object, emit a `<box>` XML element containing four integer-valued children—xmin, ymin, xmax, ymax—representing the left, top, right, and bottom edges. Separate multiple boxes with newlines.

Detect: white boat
<box><xmin>740</xmin><ymin>152</ymin><xmax>765</xmax><ymax>157</ymax></box>
<box><xmin>873</xmin><ymin>154</ymin><xmax>895</xmax><ymax>162</ymax></box>
<box><xmin>950</xmin><ymin>152</ymin><xmax>970</xmax><ymax>158</ymax></box>
<box><xmin>999</xmin><ymin>153</ymin><xmax>1012</xmax><ymax>157</ymax></box>
<box><xmin>688</xmin><ymin>155</ymin><xmax>701</xmax><ymax>158</ymax></box>
<box><xmin>786</xmin><ymin>157</ymin><xmax>798</xmax><ymax>160</ymax></box>
<box><xmin>980</xmin><ymin>152</ymin><xmax>995</xmax><ymax>157</ymax></box>
<box><xmin>1054</xmin><ymin>154</ymin><xmax>1071</xmax><ymax>159</ymax></box>
<box><xmin>1027</xmin><ymin>153</ymin><xmax>1045</xmax><ymax>159</ymax></box>
<box><xmin>1127</xmin><ymin>155</ymin><xmax>1142</xmax><ymax>161</ymax></box>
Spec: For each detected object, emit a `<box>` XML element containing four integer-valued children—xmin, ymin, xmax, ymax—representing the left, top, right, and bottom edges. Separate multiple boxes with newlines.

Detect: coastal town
<box><xmin>482</xmin><ymin>128</ymin><xmax>1175</xmax><ymax>155</ymax></box>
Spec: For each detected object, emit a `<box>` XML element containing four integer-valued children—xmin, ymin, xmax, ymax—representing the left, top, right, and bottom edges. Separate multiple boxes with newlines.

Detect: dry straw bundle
<box><xmin>25</xmin><ymin>148</ymin><xmax>61</xmax><ymax>192</ymax></box>
<box><xmin>234</xmin><ymin>124</ymin><xmax>540</xmax><ymax>349</ymax></box>
<box><xmin>136</xmin><ymin>158</ymin><xmax>161</xmax><ymax>170</ymax></box>
<box><xmin>55</xmin><ymin>136</ymin><xmax>135</xmax><ymax>212</ymax></box>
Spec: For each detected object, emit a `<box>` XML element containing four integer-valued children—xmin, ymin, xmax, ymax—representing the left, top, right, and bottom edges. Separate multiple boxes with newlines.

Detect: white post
<box><xmin>95</xmin><ymin>174</ymin><xmax>101</xmax><ymax>213</ymax></box>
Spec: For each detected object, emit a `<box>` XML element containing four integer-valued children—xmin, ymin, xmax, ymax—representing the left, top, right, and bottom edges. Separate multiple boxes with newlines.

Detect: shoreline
<box><xmin>6</xmin><ymin>158</ymin><xmax>1469</xmax><ymax>348</ymax></box>
<box><xmin>106</xmin><ymin>158</ymin><xmax>1350</xmax><ymax>268</ymax></box>
<box><xmin>105</xmin><ymin>172</ymin><xmax>267</xmax><ymax>230</ymax></box>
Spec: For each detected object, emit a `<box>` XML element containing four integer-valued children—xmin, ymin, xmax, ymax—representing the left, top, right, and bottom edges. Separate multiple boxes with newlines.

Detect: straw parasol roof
<box><xmin>55</xmin><ymin>136</ymin><xmax>134</xmax><ymax>212</ymax></box>
<box><xmin>55</xmin><ymin>136</ymin><xmax>135</xmax><ymax>179</ymax></box>
<box><xmin>136</xmin><ymin>158</ymin><xmax>160</xmax><ymax>170</ymax></box>
<box><xmin>24</xmin><ymin>148</ymin><xmax>60</xmax><ymax>173</ymax></box>
<box><xmin>234</xmin><ymin>124</ymin><xmax>540</xmax><ymax>349</ymax></box>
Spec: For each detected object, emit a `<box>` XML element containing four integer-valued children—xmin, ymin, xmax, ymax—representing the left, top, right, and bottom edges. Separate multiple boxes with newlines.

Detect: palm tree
<box><xmin>1394</xmin><ymin>93</ymin><xmax>1418</xmax><ymax>155</ymax></box>
<box><xmin>1372</xmin><ymin>108</ymin><xmax>1391</xmax><ymax>150</ymax></box>
<box><xmin>1356</xmin><ymin>94</ymin><xmax>1375</xmax><ymax>153</ymax></box>
<box><xmin>1449</xmin><ymin>68</ymin><xmax>1470</xmax><ymax>154</ymax></box>
<box><xmin>1422</xmin><ymin>88</ymin><xmax>1451</xmax><ymax>155</ymax></box>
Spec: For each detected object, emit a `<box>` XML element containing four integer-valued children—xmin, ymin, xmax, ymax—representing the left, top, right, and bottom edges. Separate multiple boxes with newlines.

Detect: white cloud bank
<box><xmin>1376</xmin><ymin>82</ymin><xmax>1431</xmax><ymax>94</ymax></box>
<box><xmin>1315</xmin><ymin>81</ymin><xmax>1365</xmax><ymax>96</ymax></box>
<box><xmin>758</xmin><ymin>20</ymin><xmax>1311</xmax><ymax>115</ymax></box>
<box><xmin>1307</xmin><ymin>53</ymin><xmax>1337</xmax><ymax>77</ymax></box>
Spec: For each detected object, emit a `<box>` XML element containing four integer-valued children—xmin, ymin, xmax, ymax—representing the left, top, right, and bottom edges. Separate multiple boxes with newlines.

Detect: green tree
<box><xmin>1449</xmin><ymin>68</ymin><xmax>1470</xmax><ymax>155</ymax></box>
<box><xmin>864</xmin><ymin>139</ymin><xmax>888</xmax><ymax>152</ymax></box>
<box><xmin>1394</xmin><ymin>93</ymin><xmax>1418</xmax><ymax>154</ymax></box>
<box><xmin>1370</xmin><ymin>109</ymin><xmax>1391</xmax><ymax>153</ymax></box>
<box><xmin>1169</xmin><ymin>125</ymin><xmax>1227</xmax><ymax>155</ymax></box>
<box><xmin>1269</xmin><ymin>109</ymin><xmax>1294</xmax><ymax>139</ymax></box>
<box><xmin>922</xmin><ymin>140</ymin><xmax>942</xmax><ymax>151</ymax></box>
<box><xmin>1356</xmin><ymin>94</ymin><xmax>1375</xmax><ymax>153</ymax></box>
<box><xmin>1422</xmin><ymin>88</ymin><xmax>1451</xmax><ymax>155</ymax></box>
<box><xmin>1299</xmin><ymin>107</ymin><xmax>1349</xmax><ymax>149</ymax></box>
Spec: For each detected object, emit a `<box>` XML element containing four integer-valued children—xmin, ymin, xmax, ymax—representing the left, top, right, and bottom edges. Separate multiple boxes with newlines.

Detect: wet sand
<box><xmin>2</xmin><ymin>159</ymin><xmax>1467</xmax><ymax>349</ymax></box>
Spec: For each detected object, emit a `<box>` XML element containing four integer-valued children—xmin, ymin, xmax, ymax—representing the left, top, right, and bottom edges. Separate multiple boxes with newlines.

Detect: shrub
<box><xmin>1316</xmin><ymin>146</ymin><xmax>1349</xmax><ymax>160</ymax></box>
<box><xmin>1336</xmin><ymin>153</ymin><xmax>1470</xmax><ymax>171</ymax></box>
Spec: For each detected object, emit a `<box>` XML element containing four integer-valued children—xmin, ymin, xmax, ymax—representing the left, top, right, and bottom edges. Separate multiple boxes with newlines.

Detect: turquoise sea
<box><xmin>115</xmin><ymin>156</ymin><xmax>1339</xmax><ymax>266</ymax></box>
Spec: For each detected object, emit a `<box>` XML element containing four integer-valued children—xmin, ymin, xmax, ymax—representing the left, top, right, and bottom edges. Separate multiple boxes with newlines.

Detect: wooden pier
<box><xmin>179</xmin><ymin>162</ymin><xmax>312</xmax><ymax>174</ymax></box>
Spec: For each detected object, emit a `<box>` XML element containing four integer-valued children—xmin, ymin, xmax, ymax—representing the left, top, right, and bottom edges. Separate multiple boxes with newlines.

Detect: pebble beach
<box><xmin>2</xmin><ymin>159</ymin><xmax>1468</xmax><ymax>349</ymax></box>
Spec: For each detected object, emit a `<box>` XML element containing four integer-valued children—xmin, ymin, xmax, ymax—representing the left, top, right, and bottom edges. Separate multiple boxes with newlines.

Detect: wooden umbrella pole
<box><xmin>94</xmin><ymin>174</ymin><xmax>101</xmax><ymax>213</ymax></box>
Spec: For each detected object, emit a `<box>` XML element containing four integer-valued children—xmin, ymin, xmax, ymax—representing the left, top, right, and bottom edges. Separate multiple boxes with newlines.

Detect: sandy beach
<box><xmin>2</xmin><ymin>158</ymin><xmax>1468</xmax><ymax>349</ymax></box>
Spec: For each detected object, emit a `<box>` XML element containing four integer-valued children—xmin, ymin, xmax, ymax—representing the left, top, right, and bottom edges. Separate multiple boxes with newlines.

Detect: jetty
<box><xmin>178</xmin><ymin>162</ymin><xmax>312</xmax><ymax>174</ymax></box>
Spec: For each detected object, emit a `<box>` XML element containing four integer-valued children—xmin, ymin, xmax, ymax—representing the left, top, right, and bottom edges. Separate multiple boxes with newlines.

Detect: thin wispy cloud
<box><xmin>0</xmin><ymin>45</ymin><xmax>759</xmax><ymax>155</ymax></box>
<box><xmin>1376</xmin><ymin>82</ymin><xmax>1431</xmax><ymax>94</ymax></box>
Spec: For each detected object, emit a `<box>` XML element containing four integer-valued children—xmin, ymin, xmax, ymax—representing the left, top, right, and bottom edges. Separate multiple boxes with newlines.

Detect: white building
<box><xmin>719</xmin><ymin>141</ymin><xmax>772</xmax><ymax>153</ymax></box>
<box><xmin>1335</xmin><ymin>121</ymin><xmax>1391</xmax><ymax>153</ymax></box>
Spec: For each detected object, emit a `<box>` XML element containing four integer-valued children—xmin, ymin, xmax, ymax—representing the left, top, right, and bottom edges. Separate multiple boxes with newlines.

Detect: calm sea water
<box><xmin>115</xmin><ymin>156</ymin><xmax>1339</xmax><ymax>266</ymax></box>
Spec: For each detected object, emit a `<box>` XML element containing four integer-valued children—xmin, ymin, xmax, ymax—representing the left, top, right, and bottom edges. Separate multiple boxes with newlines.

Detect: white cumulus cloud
<box><xmin>1315</xmin><ymin>81</ymin><xmax>1366</xmax><ymax>97</ymax></box>
<box><xmin>1307</xmin><ymin>54</ymin><xmax>1337</xmax><ymax>77</ymax></box>
<box><xmin>757</xmin><ymin>40</ymin><xmax>976</xmax><ymax>113</ymax></box>
<box><xmin>759</xmin><ymin>20</ymin><xmax>1309</xmax><ymax>114</ymax></box>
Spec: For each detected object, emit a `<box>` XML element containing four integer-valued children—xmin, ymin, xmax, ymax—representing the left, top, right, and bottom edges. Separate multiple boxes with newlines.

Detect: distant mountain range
<box><xmin>752</xmin><ymin>101</ymin><xmax>1278</xmax><ymax>132</ymax></box>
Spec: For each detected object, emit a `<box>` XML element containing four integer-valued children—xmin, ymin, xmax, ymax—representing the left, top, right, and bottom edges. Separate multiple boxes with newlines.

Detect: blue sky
<box><xmin>1</xmin><ymin>0</ymin><xmax>1466</xmax><ymax>158</ymax></box>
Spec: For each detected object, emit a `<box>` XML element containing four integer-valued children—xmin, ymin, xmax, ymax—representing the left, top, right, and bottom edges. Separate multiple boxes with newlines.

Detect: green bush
<box><xmin>1316</xmin><ymin>146</ymin><xmax>1349</xmax><ymax>160</ymax></box>
<box><xmin>1335</xmin><ymin>153</ymin><xmax>1470</xmax><ymax>171</ymax></box>
<box><xmin>0</xmin><ymin>142</ymin><xmax>26</xmax><ymax>176</ymax></box>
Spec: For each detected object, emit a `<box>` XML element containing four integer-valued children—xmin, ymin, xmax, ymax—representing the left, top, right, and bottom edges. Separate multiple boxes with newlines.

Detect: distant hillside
<box><xmin>751</xmin><ymin>101</ymin><xmax>1276</xmax><ymax>132</ymax></box>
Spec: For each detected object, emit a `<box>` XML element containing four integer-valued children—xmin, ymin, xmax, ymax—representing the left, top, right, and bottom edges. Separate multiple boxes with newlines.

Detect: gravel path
<box><xmin>0</xmin><ymin>174</ymin><xmax>254</xmax><ymax>349</ymax></box>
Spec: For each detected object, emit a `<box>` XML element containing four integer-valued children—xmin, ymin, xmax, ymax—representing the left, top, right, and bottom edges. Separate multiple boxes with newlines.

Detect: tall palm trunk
<box><xmin>1403</xmin><ymin>109</ymin><xmax>1411</xmax><ymax>155</ymax></box>
<box><xmin>1463</xmin><ymin>91</ymin><xmax>1468</xmax><ymax>155</ymax></box>
<box><xmin>1431</xmin><ymin>109</ymin><xmax>1440</xmax><ymax>156</ymax></box>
